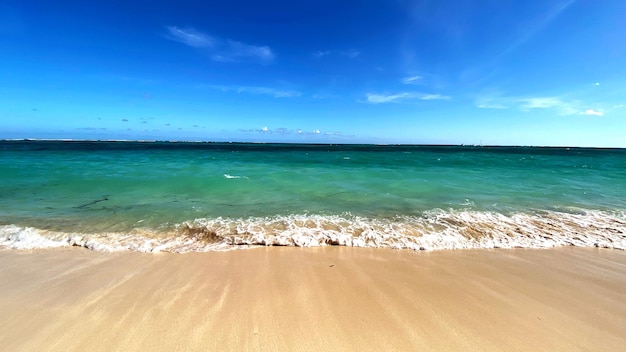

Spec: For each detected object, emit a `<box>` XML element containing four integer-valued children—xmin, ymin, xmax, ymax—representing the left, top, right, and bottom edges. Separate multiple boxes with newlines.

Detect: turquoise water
<box><xmin>1</xmin><ymin>141</ymin><xmax>625</xmax><ymax>252</ymax></box>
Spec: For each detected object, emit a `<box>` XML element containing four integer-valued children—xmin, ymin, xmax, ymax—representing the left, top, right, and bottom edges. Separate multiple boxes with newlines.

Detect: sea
<box><xmin>1</xmin><ymin>140</ymin><xmax>625</xmax><ymax>252</ymax></box>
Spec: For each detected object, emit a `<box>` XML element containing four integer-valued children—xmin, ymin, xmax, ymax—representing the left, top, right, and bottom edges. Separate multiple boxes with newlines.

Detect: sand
<box><xmin>1</xmin><ymin>247</ymin><xmax>625</xmax><ymax>351</ymax></box>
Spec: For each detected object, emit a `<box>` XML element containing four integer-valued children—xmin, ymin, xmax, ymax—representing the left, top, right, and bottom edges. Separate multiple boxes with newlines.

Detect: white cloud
<box><xmin>166</xmin><ymin>26</ymin><xmax>216</xmax><ymax>48</ymax></box>
<box><xmin>237</xmin><ymin>127</ymin><xmax>347</xmax><ymax>138</ymax></box>
<box><xmin>365</xmin><ymin>92</ymin><xmax>416</xmax><ymax>103</ymax></box>
<box><xmin>364</xmin><ymin>92</ymin><xmax>450</xmax><ymax>104</ymax></box>
<box><xmin>502</xmin><ymin>97</ymin><xmax>580</xmax><ymax>115</ymax></box>
<box><xmin>477</xmin><ymin>93</ymin><xmax>608</xmax><ymax>117</ymax></box>
<box><xmin>402</xmin><ymin>75</ymin><xmax>423</xmax><ymax>85</ymax></box>
<box><xmin>580</xmin><ymin>109</ymin><xmax>604</xmax><ymax>117</ymax></box>
<box><xmin>166</xmin><ymin>26</ymin><xmax>274</xmax><ymax>63</ymax></box>
<box><xmin>594</xmin><ymin>82</ymin><xmax>600</xmax><ymax>86</ymax></box>
<box><xmin>420</xmin><ymin>94</ymin><xmax>450</xmax><ymax>100</ymax></box>
<box><xmin>211</xmin><ymin>85</ymin><xmax>300</xmax><ymax>98</ymax></box>
<box><xmin>519</xmin><ymin>97</ymin><xmax>563</xmax><ymax>109</ymax></box>
<box><xmin>518</xmin><ymin>97</ymin><xmax>578</xmax><ymax>115</ymax></box>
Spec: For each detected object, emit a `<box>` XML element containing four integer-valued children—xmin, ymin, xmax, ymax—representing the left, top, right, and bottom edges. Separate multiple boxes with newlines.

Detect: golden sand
<box><xmin>1</xmin><ymin>247</ymin><xmax>625</xmax><ymax>351</ymax></box>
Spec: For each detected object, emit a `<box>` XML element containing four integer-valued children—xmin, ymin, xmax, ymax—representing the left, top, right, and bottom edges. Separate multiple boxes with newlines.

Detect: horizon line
<box><xmin>1</xmin><ymin>138</ymin><xmax>624</xmax><ymax>150</ymax></box>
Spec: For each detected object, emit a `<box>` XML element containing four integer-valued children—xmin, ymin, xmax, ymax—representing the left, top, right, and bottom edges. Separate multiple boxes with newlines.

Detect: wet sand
<box><xmin>1</xmin><ymin>247</ymin><xmax>625</xmax><ymax>351</ymax></box>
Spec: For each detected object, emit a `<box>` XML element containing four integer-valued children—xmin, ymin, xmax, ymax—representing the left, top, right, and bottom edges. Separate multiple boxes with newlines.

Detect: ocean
<box><xmin>1</xmin><ymin>140</ymin><xmax>625</xmax><ymax>252</ymax></box>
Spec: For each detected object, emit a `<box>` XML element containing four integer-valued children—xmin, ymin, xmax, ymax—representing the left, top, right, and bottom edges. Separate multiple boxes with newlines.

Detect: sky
<box><xmin>1</xmin><ymin>0</ymin><xmax>625</xmax><ymax>146</ymax></box>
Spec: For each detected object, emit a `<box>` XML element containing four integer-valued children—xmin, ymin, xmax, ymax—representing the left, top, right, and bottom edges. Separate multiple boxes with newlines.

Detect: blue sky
<box><xmin>1</xmin><ymin>0</ymin><xmax>625</xmax><ymax>146</ymax></box>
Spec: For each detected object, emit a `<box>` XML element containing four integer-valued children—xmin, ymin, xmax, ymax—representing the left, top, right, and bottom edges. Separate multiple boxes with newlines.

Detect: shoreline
<box><xmin>3</xmin><ymin>207</ymin><xmax>625</xmax><ymax>252</ymax></box>
<box><xmin>1</xmin><ymin>247</ymin><xmax>625</xmax><ymax>351</ymax></box>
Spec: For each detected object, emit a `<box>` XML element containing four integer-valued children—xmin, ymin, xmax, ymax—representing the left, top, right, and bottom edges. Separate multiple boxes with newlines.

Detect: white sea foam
<box><xmin>0</xmin><ymin>225</ymin><xmax>68</xmax><ymax>250</ymax></box>
<box><xmin>1</xmin><ymin>209</ymin><xmax>625</xmax><ymax>253</ymax></box>
<box><xmin>223</xmin><ymin>174</ymin><xmax>248</xmax><ymax>179</ymax></box>
<box><xmin>0</xmin><ymin>224</ymin><xmax>235</xmax><ymax>253</ymax></box>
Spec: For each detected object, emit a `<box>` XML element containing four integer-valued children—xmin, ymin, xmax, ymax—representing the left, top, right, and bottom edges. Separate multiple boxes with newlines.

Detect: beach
<box><xmin>1</xmin><ymin>247</ymin><xmax>624</xmax><ymax>351</ymax></box>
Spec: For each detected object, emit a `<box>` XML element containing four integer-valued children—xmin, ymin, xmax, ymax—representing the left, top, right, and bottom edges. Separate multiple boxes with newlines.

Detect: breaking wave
<box><xmin>1</xmin><ymin>209</ymin><xmax>625</xmax><ymax>253</ymax></box>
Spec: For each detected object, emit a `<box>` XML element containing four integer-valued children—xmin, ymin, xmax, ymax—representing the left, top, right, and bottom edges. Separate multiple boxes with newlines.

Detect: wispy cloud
<box><xmin>519</xmin><ymin>97</ymin><xmax>565</xmax><ymax>109</ymax></box>
<box><xmin>166</xmin><ymin>26</ymin><xmax>216</xmax><ymax>48</ymax></box>
<box><xmin>459</xmin><ymin>1</ymin><xmax>576</xmax><ymax>86</ymax></box>
<box><xmin>420</xmin><ymin>94</ymin><xmax>450</xmax><ymax>101</ymax></box>
<box><xmin>580</xmin><ymin>109</ymin><xmax>604</xmax><ymax>117</ymax></box>
<box><xmin>363</xmin><ymin>92</ymin><xmax>450</xmax><ymax>104</ymax></box>
<box><xmin>475</xmin><ymin>97</ymin><xmax>508</xmax><ymax>109</ymax></box>
<box><xmin>518</xmin><ymin>97</ymin><xmax>579</xmax><ymax>115</ymax></box>
<box><xmin>165</xmin><ymin>26</ymin><xmax>274</xmax><ymax>63</ymax></box>
<box><xmin>401</xmin><ymin>75</ymin><xmax>423</xmax><ymax>85</ymax></box>
<box><xmin>210</xmin><ymin>85</ymin><xmax>300</xmax><ymax>98</ymax></box>
<box><xmin>312</xmin><ymin>93</ymin><xmax>339</xmax><ymax>99</ymax></box>
<box><xmin>499</xmin><ymin>0</ymin><xmax>576</xmax><ymax>60</ymax></box>
<box><xmin>365</xmin><ymin>93</ymin><xmax>415</xmax><ymax>104</ymax></box>
<box><xmin>477</xmin><ymin>96</ymin><xmax>579</xmax><ymax>115</ymax></box>
<box><xmin>476</xmin><ymin>94</ymin><xmax>607</xmax><ymax>116</ymax></box>
<box><xmin>214</xmin><ymin>40</ymin><xmax>274</xmax><ymax>62</ymax></box>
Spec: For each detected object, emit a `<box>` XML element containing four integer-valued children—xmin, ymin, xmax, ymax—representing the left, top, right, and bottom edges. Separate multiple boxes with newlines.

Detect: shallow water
<box><xmin>1</xmin><ymin>141</ymin><xmax>625</xmax><ymax>252</ymax></box>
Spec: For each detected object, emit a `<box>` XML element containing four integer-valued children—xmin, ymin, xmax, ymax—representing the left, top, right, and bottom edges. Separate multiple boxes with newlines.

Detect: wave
<box><xmin>1</xmin><ymin>209</ymin><xmax>625</xmax><ymax>253</ymax></box>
